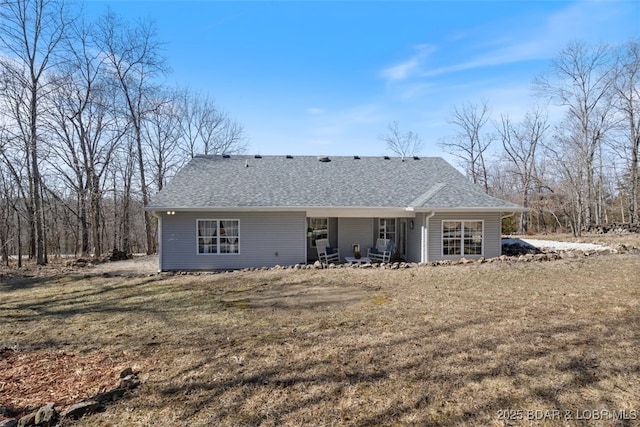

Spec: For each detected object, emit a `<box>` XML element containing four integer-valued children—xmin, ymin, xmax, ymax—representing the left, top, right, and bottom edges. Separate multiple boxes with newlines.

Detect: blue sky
<box><xmin>85</xmin><ymin>0</ymin><xmax>640</xmax><ymax>158</ymax></box>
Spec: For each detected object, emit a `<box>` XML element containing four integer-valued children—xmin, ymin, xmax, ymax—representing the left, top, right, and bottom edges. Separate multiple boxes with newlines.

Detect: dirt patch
<box><xmin>88</xmin><ymin>255</ymin><xmax>158</xmax><ymax>276</ymax></box>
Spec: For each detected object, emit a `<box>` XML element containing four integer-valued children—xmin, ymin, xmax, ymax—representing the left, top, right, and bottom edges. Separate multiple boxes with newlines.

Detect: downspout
<box><xmin>423</xmin><ymin>211</ymin><xmax>436</xmax><ymax>263</ymax></box>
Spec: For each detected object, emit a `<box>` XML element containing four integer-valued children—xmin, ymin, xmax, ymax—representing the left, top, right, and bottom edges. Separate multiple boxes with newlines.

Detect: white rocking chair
<box><xmin>367</xmin><ymin>238</ymin><xmax>392</xmax><ymax>263</ymax></box>
<box><xmin>316</xmin><ymin>238</ymin><xmax>340</xmax><ymax>265</ymax></box>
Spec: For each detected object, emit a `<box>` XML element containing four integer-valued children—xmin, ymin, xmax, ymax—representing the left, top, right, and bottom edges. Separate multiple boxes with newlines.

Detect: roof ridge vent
<box><xmin>286</xmin><ymin>155</ymin><xmax>294</xmax><ymax>159</ymax></box>
<box><xmin>317</xmin><ymin>156</ymin><xmax>331</xmax><ymax>163</ymax></box>
<box><xmin>222</xmin><ymin>154</ymin><xmax>231</xmax><ymax>158</ymax></box>
<box><xmin>254</xmin><ymin>154</ymin><xmax>262</xmax><ymax>159</ymax></box>
<box><xmin>353</xmin><ymin>155</ymin><xmax>360</xmax><ymax>160</ymax></box>
<box><xmin>383</xmin><ymin>156</ymin><xmax>390</xmax><ymax>160</ymax></box>
<box><xmin>413</xmin><ymin>156</ymin><xmax>420</xmax><ymax>160</ymax></box>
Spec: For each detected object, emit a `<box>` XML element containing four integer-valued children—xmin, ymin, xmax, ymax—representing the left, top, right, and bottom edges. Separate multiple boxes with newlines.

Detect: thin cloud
<box><xmin>384</xmin><ymin>1</ymin><xmax>632</xmax><ymax>82</ymax></box>
<box><xmin>380</xmin><ymin>44</ymin><xmax>436</xmax><ymax>81</ymax></box>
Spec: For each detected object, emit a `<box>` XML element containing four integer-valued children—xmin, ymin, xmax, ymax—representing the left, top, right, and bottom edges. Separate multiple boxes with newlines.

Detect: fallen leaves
<box><xmin>0</xmin><ymin>348</ymin><xmax>133</xmax><ymax>420</ymax></box>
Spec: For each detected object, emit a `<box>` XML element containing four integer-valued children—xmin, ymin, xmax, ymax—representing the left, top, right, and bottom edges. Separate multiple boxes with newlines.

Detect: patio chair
<box><xmin>367</xmin><ymin>238</ymin><xmax>392</xmax><ymax>263</ymax></box>
<box><xmin>316</xmin><ymin>238</ymin><xmax>340</xmax><ymax>265</ymax></box>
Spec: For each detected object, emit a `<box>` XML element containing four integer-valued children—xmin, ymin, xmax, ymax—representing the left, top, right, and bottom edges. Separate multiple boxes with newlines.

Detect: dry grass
<box><xmin>1</xmin><ymin>252</ymin><xmax>640</xmax><ymax>426</ymax></box>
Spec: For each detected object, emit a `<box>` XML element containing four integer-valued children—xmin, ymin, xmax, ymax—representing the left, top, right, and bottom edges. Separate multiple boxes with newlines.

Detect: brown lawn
<box><xmin>1</xmin><ymin>246</ymin><xmax>639</xmax><ymax>426</ymax></box>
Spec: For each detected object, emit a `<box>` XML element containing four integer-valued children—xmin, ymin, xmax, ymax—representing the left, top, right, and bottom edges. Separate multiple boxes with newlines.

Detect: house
<box><xmin>145</xmin><ymin>155</ymin><xmax>524</xmax><ymax>271</ymax></box>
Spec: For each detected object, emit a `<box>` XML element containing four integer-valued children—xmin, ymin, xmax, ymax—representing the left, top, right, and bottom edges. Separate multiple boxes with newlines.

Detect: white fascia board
<box><xmin>145</xmin><ymin>206</ymin><xmax>308</xmax><ymax>213</ymax></box>
<box><xmin>147</xmin><ymin>205</ymin><xmax>527</xmax><ymax>215</ymax></box>
<box><xmin>305</xmin><ymin>207</ymin><xmax>415</xmax><ymax>218</ymax></box>
<box><xmin>146</xmin><ymin>206</ymin><xmax>417</xmax><ymax>218</ymax></box>
<box><xmin>412</xmin><ymin>206</ymin><xmax>528</xmax><ymax>213</ymax></box>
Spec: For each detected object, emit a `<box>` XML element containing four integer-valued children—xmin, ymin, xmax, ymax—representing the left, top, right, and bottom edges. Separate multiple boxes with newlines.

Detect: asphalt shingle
<box><xmin>146</xmin><ymin>155</ymin><xmax>522</xmax><ymax>211</ymax></box>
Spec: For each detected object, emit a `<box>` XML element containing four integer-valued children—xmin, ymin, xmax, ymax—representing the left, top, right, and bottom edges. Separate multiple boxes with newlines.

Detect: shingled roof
<box><xmin>146</xmin><ymin>155</ymin><xmax>523</xmax><ymax>212</ymax></box>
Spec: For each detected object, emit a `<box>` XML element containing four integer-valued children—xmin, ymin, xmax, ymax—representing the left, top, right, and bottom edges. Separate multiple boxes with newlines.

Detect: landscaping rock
<box><xmin>60</xmin><ymin>400</ymin><xmax>101</xmax><ymax>420</ymax></box>
<box><xmin>93</xmin><ymin>387</ymin><xmax>125</xmax><ymax>404</ymax></box>
<box><xmin>119</xmin><ymin>367</ymin><xmax>134</xmax><ymax>378</ymax></box>
<box><xmin>34</xmin><ymin>403</ymin><xmax>56</xmax><ymax>427</ymax></box>
<box><xmin>118</xmin><ymin>374</ymin><xmax>141</xmax><ymax>390</ymax></box>
<box><xmin>17</xmin><ymin>412</ymin><xmax>35</xmax><ymax>427</ymax></box>
<box><xmin>585</xmin><ymin>222</ymin><xmax>640</xmax><ymax>234</ymax></box>
<box><xmin>0</xmin><ymin>419</ymin><xmax>17</xmax><ymax>427</ymax></box>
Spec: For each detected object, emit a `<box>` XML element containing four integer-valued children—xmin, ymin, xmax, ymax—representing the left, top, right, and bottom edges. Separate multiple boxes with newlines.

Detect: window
<box><xmin>442</xmin><ymin>220</ymin><xmax>483</xmax><ymax>256</ymax></box>
<box><xmin>308</xmin><ymin>218</ymin><xmax>328</xmax><ymax>247</ymax></box>
<box><xmin>197</xmin><ymin>219</ymin><xmax>239</xmax><ymax>254</ymax></box>
<box><xmin>379</xmin><ymin>218</ymin><xmax>396</xmax><ymax>241</ymax></box>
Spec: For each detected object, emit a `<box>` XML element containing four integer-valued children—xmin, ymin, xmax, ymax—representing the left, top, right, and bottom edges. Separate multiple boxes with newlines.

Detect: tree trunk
<box><xmin>30</xmin><ymin>86</ymin><xmax>46</xmax><ymax>265</ymax></box>
<box><xmin>134</xmin><ymin>125</ymin><xmax>155</xmax><ymax>255</ymax></box>
<box><xmin>79</xmin><ymin>190</ymin><xmax>89</xmax><ymax>256</ymax></box>
<box><xmin>630</xmin><ymin>129</ymin><xmax>639</xmax><ymax>225</ymax></box>
<box><xmin>17</xmin><ymin>210</ymin><xmax>22</xmax><ymax>269</ymax></box>
<box><xmin>90</xmin><ymin>185</ymin><xmax>102</xmax><ymax>257</ymax></box>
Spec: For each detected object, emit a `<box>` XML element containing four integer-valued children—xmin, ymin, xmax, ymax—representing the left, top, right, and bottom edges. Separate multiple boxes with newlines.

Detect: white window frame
<box><xmin>308</xmin><ymin>217</ymin><xmax>328</xmax><ymax>247</ymax></box>
<box><xmin>379</xmin><ymin>218</ymin><xmax>397</xmax><ymax>241</ymax></box>
<box><xmin>196</xmin><ymin>219</ymin><xmax>240</xmax><ymax>255</ymax></box>
<box><xmin>441</xmin><ymin>220</ymin><xmax>484</xmax><ymax>257</ymax></box>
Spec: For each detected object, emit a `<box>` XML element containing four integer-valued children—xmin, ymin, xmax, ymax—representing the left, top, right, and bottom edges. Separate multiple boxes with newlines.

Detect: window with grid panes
<box><xmin>442</xmin><ymin>220</ymin><xmax>483</xmax><ymax>256</ymax></box>
<box><xmin>197</xmin><ymin>219</ymin><xmax>239</xmax><ymax>254</ymax></box>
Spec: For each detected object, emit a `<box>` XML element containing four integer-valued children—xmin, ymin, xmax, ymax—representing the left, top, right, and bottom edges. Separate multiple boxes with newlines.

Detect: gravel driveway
<box><xmin>502</xmin><ymin>238</ymin><xmax>612</xmax><ymax>252</ymax></box>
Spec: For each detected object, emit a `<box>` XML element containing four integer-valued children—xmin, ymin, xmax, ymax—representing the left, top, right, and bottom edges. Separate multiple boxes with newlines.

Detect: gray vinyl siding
<box><xmin>337</xmin><ymin>218</ymin><xmax>375</xmax><ymax>258</ymax></box>
<box><xmin>426</xmin><ymin>212</ymin><xmax>502</xmax><ymax>262</ymax></box>
<box><xmin>160</xmin><ymin>211</ymin><xmax>306</xmax><ymax>270</ymax></box>
<box><xmin>157</xmin><ymin>210</ymin><xmax>504</xmax><ymax>270</ymax></box>
<box><xmin>406</xmin><ymin>215</ymin><xmax>423</xmax><ymax>263</ymax></box>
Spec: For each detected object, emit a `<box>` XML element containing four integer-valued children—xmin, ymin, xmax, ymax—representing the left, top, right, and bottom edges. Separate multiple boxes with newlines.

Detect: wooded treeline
<box><xmin>440</xmin><ymin>39</ymin><xmax>640</xmax><ymax>236</ymax></box>
<box><xmin>0</xmin><ymin>0</ymin><xmax>246</xmax><ymax>266</ymax></box>
<box><xmin>0</xmin><ymin>1</ymin><xmax>638</xmax><ymax>267</ymax></box>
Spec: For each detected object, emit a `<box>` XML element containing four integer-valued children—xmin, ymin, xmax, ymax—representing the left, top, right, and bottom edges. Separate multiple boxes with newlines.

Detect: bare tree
<box><xmin>496</xmin><ymin>107</ymin><xmax>549</xmax><ymax>233</ymax></box>
<box><xmin>0</xmin><ymin>4</ymin><xmax>250</xmax><ymax>263</ymax></box>
<box><xmin>198</xmin><ymin>108</ymin><xmax>245</xmax><ymax>156</ymax></box>
<box><xmin>45</xmin><ymin>16</ymin><xmax>124</xmax><ymax>257</ymax></box>
<box><xmin>96</xmin><ymin>10</ymin><xmax>167</xmax><ymax>255</ymax></box>
<box><xmin>440</xmin><ymin>100</ymin><xmax>493</xmax><ymax>192</ymax></box>
<box><xmin>612</xmin><ymin>39</ymin><xmax>640</xmax><ymax>224</ymax></box>
<box><xmin>0</xmin><ymin>0</ymin><xmax>73</xmax><ymax>264</ymax></box>
<box><xmin>142</xmin><ymin>91</ymin><xmax>182</xmax><ymax>192</ymax></box>
<box><xmin>378</xmin><ymin>120</ymin><xmax>422</xmax><ymax>159</ymax></box>
<box><xmin>175</xmin><ymin>89</ymin><xmax>246</xmax><ymax>159</ymax></box>
<box><xmin>0</xmin><ymin>130</ymin><xmax>31</xmax><ymax>267</ymax></box>
<box><xmin>534</xmin><ymin>41</ymin><xmax>616</xmax><ymax>229</ymax></box>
